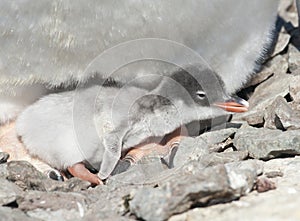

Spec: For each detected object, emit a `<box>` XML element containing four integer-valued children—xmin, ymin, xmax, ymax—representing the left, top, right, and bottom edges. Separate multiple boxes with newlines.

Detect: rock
<box><xmin>247</xmin><ymin>55</ymin><xmax>288</xmax><ymax>87</ymax></box>
<box><xmin>169</xmin><ymin>157</ymin><xmax>300</xmax><ymax>221</ymax></box>
<box><xmin>288</xmin><ymin>44</ymin><xmax>300</xmax><ymax>72</ymax></box>
<box><xmin>197</xmin><ymin>127</ymin><xmax>238</xmax><ymax>152</ymax></box>
<box><xmin>200</xmin><ymin>151</ymin><xmax>249</xmax><ymax>167</ymax></box>
<box><xmin>18</xmin><ymin>191</ymin><xmax>88</xmax><ymax>219</ymax></box>
<box><xmin>264</xmin><ymin>171</ymin><xmax>284</xmax><ymax>178</ymax></box>
<box><xmin>6</xmin><ymin>161</ymin><xmax>48</xmax><ymax>191</ymax></box>
<box><xmin>264</xmin><ymin>96</ymin><xmax>300</xmax><ymax>130</ymax></box>
<box><xmin>233</xmin><ymin>74</ymin><xmax>294</xmax><ymax>125</ymax></box>
<box><xmin>234</xmin><ymin>125</ymin><xmax>300</xmax><ymax>159</ymax></box>
<box><xmin>129</xmin><ymin>160</ymin><xmax>261</xmax><ymax>221</ymax></box>
<box><xmin>6</xmin><ymin>161</ymin><xmax>90</xmax><ymax>192</ymax></box>
<box><xmin>0</xmin><ymin>207</ymin><xmax>41</xmax><ymax>221</ymax></box>
<box><xmin>83</xmin><ymin>185</ymin><xmax>141</xmax><ymax>219</ymax></box>
<box><xmin>0</xmin><ymin>178</ymin><xmax>23</xmax><ymax>206</ymax></box>
<box><xmin>255</xmin><ymin>177</ymin><xmax>276</xmax><ymax>193</ymax></box>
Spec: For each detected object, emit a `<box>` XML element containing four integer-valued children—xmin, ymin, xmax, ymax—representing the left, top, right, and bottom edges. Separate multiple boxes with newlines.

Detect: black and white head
<box><xmin>151</xmin><ymin>65</ymin><xmax>249</xmax><ymax>113</ymax></box>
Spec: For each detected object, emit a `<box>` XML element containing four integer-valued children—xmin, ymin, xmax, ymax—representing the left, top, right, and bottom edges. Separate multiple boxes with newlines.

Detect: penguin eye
<box><xmin>196</xmin><ymin>90</ymin><xmax>206</xmax><ymax>100</ymax></box>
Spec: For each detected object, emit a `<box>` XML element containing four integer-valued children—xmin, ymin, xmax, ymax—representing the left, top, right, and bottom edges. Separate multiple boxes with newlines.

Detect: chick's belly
<box><xmin>0</xmin><ymin>121</ymin><xmax>54</xmax><ymax>173</ymax></box>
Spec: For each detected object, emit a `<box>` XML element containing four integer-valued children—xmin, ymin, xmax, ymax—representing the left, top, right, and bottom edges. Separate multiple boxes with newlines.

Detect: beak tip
<box><xmin>213</xmin><ymin>97</ymin><xmax>249</xmax><ymax>113</ymax></box>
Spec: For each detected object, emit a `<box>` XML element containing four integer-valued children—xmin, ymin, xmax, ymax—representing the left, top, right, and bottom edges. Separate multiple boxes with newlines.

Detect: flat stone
<box><xmin>264</xmin><ymin>96</ymin><xmax>300</xmax><ymax>130</ymax></box>
<box><xmin>197</xmin><ymin>128</ymin><xmax>238</xmax><ymax>152</ymax></box>
<box><xmin>271</xmin><ymin>30</ymin><xmax>291</xmax><ymax>57</ymax></box>
<box><xmin>247</xmin><ymin>55</ymin><xmax>288</xmax><ymax>87</ymax></box>
<box><xmin>6</xmin><ymin>161</ymin><xmax>48</xmax><ymax>191</ymax></box>
<box><xmin>169</xmin><ymin>157</ymin><xmax>300</xmax><ymax>221</ymax></box>
<box><xmin>83</xmin><ymin>185</ymin><xmax>141</xmax><ymax>219</ymax></box>
<box><xmin>130</xmin><ymin>160</ymin><xmax>261</xmax><ymax>221</ymax></box>
<box><xmin>6</xmin><ymin>161</ymin><xmax>90</xmax><ymax>192</ymax></box>
<box><xmin>200</xmin><ymin>151</ymin><xmax>249</xmax><ymax>167</ymax></box>
<box><xmin>233</xmin><ymin>74</ymin><xmax>294</xmax><ymax>125</ymax></box>
<box><xmin>234</xmin><ymin>124</ymin><xmax>300</xmax><ymax>159</ymax></box>
<box><xmin>18</xmin><ymin>191</ymin><xmax>87</xmax><ymax>213</ymax></box>
<box><xmin>0</xmin><ymin>178</ymin><xmax>23</xmax><ymax>206</ymax></box>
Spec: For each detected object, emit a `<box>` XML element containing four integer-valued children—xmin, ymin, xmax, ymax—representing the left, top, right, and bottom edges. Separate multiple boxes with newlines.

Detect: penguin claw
<box><xmin>0</xmin><ymin>152</ymin><xmax>10</xmax><ymax>164</ymax></box>
<box><xmin>46</xmin><ymin>169</ymin><xmax>64</xmax><ymax>182</ymax></box>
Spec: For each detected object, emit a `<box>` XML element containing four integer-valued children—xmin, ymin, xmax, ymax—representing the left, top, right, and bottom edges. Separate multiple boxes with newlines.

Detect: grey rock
<box><xmin>288</xmin><ymin>44</ymin><xmax>300</xmax><ymax>72</ymax></box>
<box><xmin>247</xmin><ymin>73</ymin><xmax>292</xmax><ymax>108</ymax></box>
<box><xmin>18</xmin><ymin>191</ymin><xmax>87</xmax><ymax>215</ymax></box>
<box><xmin>169</xmin><ymin>157</ymin><xmax>300</xmax><ymax>221</ymax></box>
<box><xmin>247</xmin><ymin>55</ymin><xmax>288</xmax><ymax>87</ymax></box>
<box><xmin>83</xmin><ymin>185</ymin><xmax>141</xmax><ymax>219</ymax></box>
<box><xmin>271</xmin><ymin>30</ymin><xmax>291</xmax><ymax>58</ymax></box>
<box><xmin>201</xmin><ymin>151</ymin><xmax>249</xmax><ymax>167</ymax></box>
<box><xmin>0</xmin><ymin>207</ymin><xmax>41</xmax><ymax>221</ymax></box>
<box><xmin>233</xmin><ymin>74</ymin><xmax>294</xmax><ymax>125</ymax></box>
<box><xmin>234</xmin><ymin>124</ymin><xmax>300</xmax><ymax>159</ymax></box>
<box><xmin>0</xmin><ymin>178</ymin><xmax>23</xmax><ymax>206</ymax></box>
<box><xmin>43</xmin><ymin>177</ymin><xmax>91</xmax><ymax>192</ymax></box>
<box><xmin>197</xmin><ymin>127</ymin><xmax>238</xmax><ymax>152</ymax></box>
<box><xmin>6</xmin><ymin>161</ymin><xmax>90</xmax><ymax>192</ymax></box>
<box><xmin>130</xmin><ymin>160</ymin><xmax>261</xmax><ymax>221</ymax></box>
<box><xmin>6</xmin><ymin>161</ymin><xmax>48</xmax><ymax>191</ymax></box>
<box><xmin>264</xmin><ymin>96</ymin><xmax>300</xmax><ymax>130</ymax></box>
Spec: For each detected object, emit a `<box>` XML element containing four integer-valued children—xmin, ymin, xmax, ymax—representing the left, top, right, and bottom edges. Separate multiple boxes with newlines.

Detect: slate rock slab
<box><xmin>129</xmin><ymin>160</ymin><xmax>262</xmax><ymax>221</ymax></box>
<box><xmin>246</xmin><ymin>55</ymin><xmax>288</xmax><ymax>87</ymax></box>
<box><xmin>18</xmin><ymin>190</ymin><xmax>88</xmax><ymax>221</ymax></box>
<box><xmin>264</xmin><ymin>96</ymin><xmax>300</xmax><ymax>130</ymax></box>
<box><xmin>0</xmin><ymin>178</ymin><xmax>23</xmax><ymax>206</ymax></box>
<box><xmin>233</xmin><ymin>74</ymin><xmax>295</xmax><ymax>125</ymax></box>
<box><xmin>234</xmin><ymin>125</ymin><xmax>300</xmax><ymax>159</ymax></box>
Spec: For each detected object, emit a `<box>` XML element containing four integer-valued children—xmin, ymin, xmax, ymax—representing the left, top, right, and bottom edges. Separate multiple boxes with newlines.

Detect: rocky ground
<box><xmin>0</xmin><ymin>1</ymin><xmax>300</xmax><ymax>221</ymax></box>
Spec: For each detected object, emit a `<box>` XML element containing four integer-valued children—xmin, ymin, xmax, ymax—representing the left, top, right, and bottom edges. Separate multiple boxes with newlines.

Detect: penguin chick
<box><xmin>16</xmin><ymin>65</ymin><xmax>248</xmax><ymax>184</ymax></box>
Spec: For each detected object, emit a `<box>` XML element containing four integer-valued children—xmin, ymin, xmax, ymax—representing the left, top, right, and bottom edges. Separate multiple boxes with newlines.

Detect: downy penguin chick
<box><xmin>16</xmin><ymin>65</ymin><xmax>248</xmax><ymax>185</ymax></box>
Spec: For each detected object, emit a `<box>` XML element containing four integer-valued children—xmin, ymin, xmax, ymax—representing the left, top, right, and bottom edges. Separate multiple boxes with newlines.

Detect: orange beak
<box><xmin>214</xmin><ymin>97</ymin><xmax>249</xmax><ymax>113</ymax></box>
